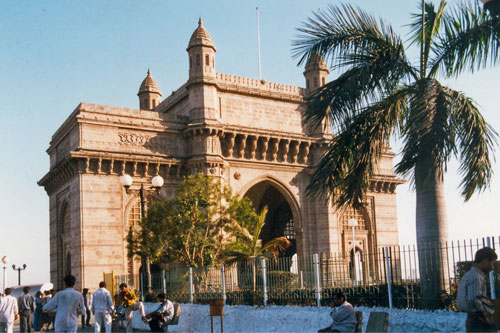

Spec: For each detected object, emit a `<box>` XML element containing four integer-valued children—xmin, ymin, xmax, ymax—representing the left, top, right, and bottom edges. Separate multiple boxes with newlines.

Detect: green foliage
<box><xmin>127</xmin><ymin>173</ymin><xmax>259</xmax><ymax>268</ymax></box>
<box><xmin>292</xmin><ymin>1</ymin><xmax>498</xmax><ymax>208</ymax></box>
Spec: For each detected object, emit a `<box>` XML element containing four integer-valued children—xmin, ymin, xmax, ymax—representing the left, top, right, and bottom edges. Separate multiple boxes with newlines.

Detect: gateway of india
<box><xmin>39</xmin><ymin>19</ymin><xmax>403</xmax><ymax>290</ymax></box>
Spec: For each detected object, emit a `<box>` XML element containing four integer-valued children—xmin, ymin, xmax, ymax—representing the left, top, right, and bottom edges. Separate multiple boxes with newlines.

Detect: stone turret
<box><xmin>137</xmin><ymin>69</ymin><xmax>162</xmax><ymax>110</ymax></box>
<box><xmin>187</xmin><ymin>18</ymin><xmax>216</xmax><ymax>81</ymax></box>
<box><xmin>303</xmin><ymin>53</ymin><xmax>329</xmax><ymax>96</ymax></box>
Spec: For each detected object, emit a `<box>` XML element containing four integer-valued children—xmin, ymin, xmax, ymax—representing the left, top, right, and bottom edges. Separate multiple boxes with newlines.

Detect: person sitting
<box><xmin>115</xmin><ymin>283</ymin><xmax>146</xmax><ymax>333</ymax></box>
<box><xmin>144</xmin><ymin>293</ymin><xmax>174</xmax><ymax>332</ymax></box>
<box><xmin>318</xmin><ymin>292</ymin><xmax>357</xmax><ymax>333</ymax></box>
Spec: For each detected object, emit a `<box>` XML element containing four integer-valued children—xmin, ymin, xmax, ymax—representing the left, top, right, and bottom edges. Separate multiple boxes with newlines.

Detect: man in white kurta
<box><xmin>91</xmin><ymin>281</ymin><xmax>114</xmax><ymax>333</ymax></box>
<box><xmin>0</xmin><ymin>288</ymin><xmax>19</xmax><ymax>333</ymax></box>
<box><xmin>43</xmin><ymin>275</ymin><xmax>85</xmax><ymax>332</ymax></box>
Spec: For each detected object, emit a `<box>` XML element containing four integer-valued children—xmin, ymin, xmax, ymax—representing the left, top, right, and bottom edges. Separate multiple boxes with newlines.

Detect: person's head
<box><xmin>157</xmin><ymin>293</ymin><xmax>167</xmax><ymax>302</ymax></box>
<box><xmin>474</xmin><ymin>247</ymin><xmax>497</xmax><ymax>273</ymax></box>
<box><xmin>82</xmin><ymin>288</ymin><xmax>88</xmax><ymax>295</ymax></box>
<box><xmin>63</xmin><ymin>275</ymin><xmax>76</xmax><ymax>288</ymax></box>
<box><xmin>119</xmin><ymin>283</ymin><xmax>128</xmax><ymax>293</ymax></box>
<box><xmin>36</xmin><ymin>291</ymin><xmax>42</xmax><ymax>298</ymax></box>
<box><xmin>332</xmin><ymin>292</ymin><xmax>346</xmax><ymax>307</ymax></box>
<box><xmin>23</xmin><ymin>286</ymin><xmax>31</xmax><ymax>294</ymax></box>
<box><xmin>44</xmin><ymin>290</ymin><xmax>51</xmax><ymax>296</ymax></box>
<box><xmin>99</xmin><ymin>281</ymin><xmax>106</xmax><ymax>288</ymax></box>
<box><xmin>4</xmin><ymin>288</ymin><xmax>11</xmax><ymax>296</ymax></box>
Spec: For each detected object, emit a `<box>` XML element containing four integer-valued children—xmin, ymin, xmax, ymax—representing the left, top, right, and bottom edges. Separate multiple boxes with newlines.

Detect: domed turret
<box><xmin>187</xmin><ymin>18</ymin><xmax>216</xmax><ymax>80</ymax></box>
<box><xmin>303</xmin><ymin>53</ymin><xmax>329</xmax><ymax>96</ymax></box>
<box><xmin>137</xmin><ymin>69</ymin><xmax>162</xmax><ymax>110</ymax></box>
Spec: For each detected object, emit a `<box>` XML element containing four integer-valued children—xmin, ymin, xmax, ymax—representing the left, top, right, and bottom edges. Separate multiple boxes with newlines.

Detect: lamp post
<box><xmin>12</xmin><ymin>264</ymin><xmax>27</xmax><ymax>286</ymax></box>
<box><xmin>120</xmin><ymin>173</ymin><xmax>164</xmax><ymax>295</ymax></box>
<box><xmin>481</xmin><ymin>0</ymin><xmax>500</xmax><ymax>16</ymax></box>
<box><xmin>347</xmin><ymin>218</ymin><xmax>359</xmax><ymax>285</ymax></box>
<box><xmin>1</xmin><ymin>256</ymin><xmax>8</xmax><ymax>291</ymax></box>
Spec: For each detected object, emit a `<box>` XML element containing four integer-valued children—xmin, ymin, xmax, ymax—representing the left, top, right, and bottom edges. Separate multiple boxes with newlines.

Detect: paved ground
<box><xmin>13</xmin><ymin>320</ymin><xmax>151</xmax><ymax>332</ymax></box>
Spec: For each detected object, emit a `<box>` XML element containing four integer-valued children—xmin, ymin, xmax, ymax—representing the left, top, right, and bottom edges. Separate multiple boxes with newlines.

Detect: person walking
<box><xmin>18</xmin><ymin>286</ymin><xmax>35</xmax><ymax>332</ymax></box>
<box><xmin>115</xmin><ymin>283</ymin><xmax>146</xmax><ymax>332</ymax></box>
<box><xmin>81</xmin><ymin>288</ymin><xmax>92</xmax><ymax>328</ymax></box>
<box><xmin>43</xmin><ymin>275</ymin><xmax>85</xmax><ymax>332</ymax></box>
<box><xmin>33</xmin><ymin>291</ymin><xmax>44</xmax><ymax>331</ymax></box>
<box><xmin>91</xmin><ymin>281</ymin><xmax>114</xmax><ymax>333</ymax></box>
<box><xmin>0</xmin><ymin>288</ymin><xmax>19</xmax><ymax>333</ymax></box>
<box><xmin>457</xmin><ymin>247</ymin><xmax>498</xmax><ymax>332</ymax></box>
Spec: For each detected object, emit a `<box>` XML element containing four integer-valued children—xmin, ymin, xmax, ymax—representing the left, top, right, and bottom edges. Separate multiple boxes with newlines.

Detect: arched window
<box><xmin>205</xmin><ymin>54</ymin><xmax>210</xmax><ymax>66</ymax></box>
<box><xmin>313</xmin><ymin>77</ymin><xmax>318</xmax><ymax>88</ymax></box>
<box><xmin>196</xmin><ymin>54</ymin><xmax>201</xmax><ymax>67</ymax></box>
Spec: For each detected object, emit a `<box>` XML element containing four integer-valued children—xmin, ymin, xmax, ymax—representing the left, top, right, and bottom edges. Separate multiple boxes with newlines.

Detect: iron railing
<box><xmin>108</xmin><ymin>236</ymin><xmax>499</xmax><ymax>310</ymax></box>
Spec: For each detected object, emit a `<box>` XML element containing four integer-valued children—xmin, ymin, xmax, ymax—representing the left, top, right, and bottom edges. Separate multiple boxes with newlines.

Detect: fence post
<box><xmin>189</xmin><ymin>267</ymin><xmax>194</xmax><ymax>304</ymax></box>
<box><xmin>300</xmin><ymin>270</ymin><xmax>304</xmax><ymax>289</ymax></box>
<box><xmin>261</xmin><ymin>258</ymin><xmax>268</xmax><ymax>306</ymax></box>
<box><xmin>384</xmin><ymin>247</ymin><xmax>393</xmax><ymax>309</ymax></box>
<box><xmin>162</xmin><ymin>270</ymin><xmax>167</xmax><ymax>295</ymax></box>
<box><xmin>140</xmin><ymin>273</ymin><xmax>144</xmax><ymax>302</ymax></box>
<box><xmin>486</xmin><ymin>237</ymin><xmax>496</xmax><ymax>299</ymax></box>
<box><xmin>313</xmin><ymin>253</ymin><xmax>321</xmax><ymax>307</ymax></box>
<box><xmin>222</xmin><ymin>264</ymin><xmax>226</xmax><ymax>305</ymax></box>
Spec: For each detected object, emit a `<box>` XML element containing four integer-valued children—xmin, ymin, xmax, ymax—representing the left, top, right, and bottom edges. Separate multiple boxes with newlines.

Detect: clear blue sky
<box><xmin>0</xmin><ymin>0</ymin><xmax>498</xmax><ymax>286</ymax></box>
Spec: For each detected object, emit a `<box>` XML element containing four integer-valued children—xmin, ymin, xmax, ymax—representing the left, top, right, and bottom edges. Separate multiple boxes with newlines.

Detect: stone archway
<box><xmin>242</xmin><ymin>177</ymin><xmax>300</xmax><ymax>258</ymax></box>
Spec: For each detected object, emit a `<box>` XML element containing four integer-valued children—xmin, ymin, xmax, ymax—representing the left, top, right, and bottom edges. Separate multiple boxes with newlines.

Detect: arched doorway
<box><xmin>243</xmin><ymin>179</ymin><xmax>298</xmax><ymax>258</ymax></box>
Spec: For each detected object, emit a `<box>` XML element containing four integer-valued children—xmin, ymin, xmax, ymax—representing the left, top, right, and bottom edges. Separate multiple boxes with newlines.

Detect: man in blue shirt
<box><xmin>144</xmin><ymin>294</ymin><xmax>174</xmax><ymax>332</ymax></box>
<box><xmin>318</xmin><ymin>292</ymin><xmax>357</xmax><ymax>333</ymax></box>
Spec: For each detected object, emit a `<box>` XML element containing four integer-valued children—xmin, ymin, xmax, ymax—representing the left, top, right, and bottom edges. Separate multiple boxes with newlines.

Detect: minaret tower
<box><xmin>303</xmin><ymin>53</ymin><xmax>329</xmax><ymax>96</ymax></box>
<box><xmin>137</xmin><ymin>69</ymin><xmax>162</xmax><ymax>110</ymax></box>
<box><xmin>187</xmin><ymin>18</ymin><xmax>217</xmax><ymax>82</ymax></box>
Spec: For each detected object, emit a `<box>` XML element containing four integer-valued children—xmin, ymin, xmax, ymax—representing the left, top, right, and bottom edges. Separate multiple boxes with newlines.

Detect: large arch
<box><xmin>239</xmin><ymin>176</ymin><xmax>302</xmax><ymax>258</ymax></box>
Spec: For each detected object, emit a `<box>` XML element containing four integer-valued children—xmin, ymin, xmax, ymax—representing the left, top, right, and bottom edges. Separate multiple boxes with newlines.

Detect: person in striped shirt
<box><xmin>457</xmin><ymin>247</ymin><xmax>497</xmax><ymax>332</ymax></box>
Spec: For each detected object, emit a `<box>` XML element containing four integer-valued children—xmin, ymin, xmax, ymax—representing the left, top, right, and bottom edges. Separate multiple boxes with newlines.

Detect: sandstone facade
<box><xmin>39</xmin><ymin>19</ymin><xmax>404</xmax><ymax>291</ymax></box>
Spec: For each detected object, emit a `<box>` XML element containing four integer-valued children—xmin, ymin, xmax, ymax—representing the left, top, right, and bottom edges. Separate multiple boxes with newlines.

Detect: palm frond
<box><xmin>446</xmin><ymin>87</ymin><xmax>498</xmax><ymax>199</ymax></box>
<box><xmin>430</xmin><ymin>1</ymin><xmax>500</xmax><ymax>77</ymax></box>
<box><xmin>261</xmin><ymin>237</ymin><xmax>291</xmax><ymax>259</ymax></box>
<box><xmin>307</xmin><ymin>87</ymin><xmax>409</xmax><ymax>208</ymax></box>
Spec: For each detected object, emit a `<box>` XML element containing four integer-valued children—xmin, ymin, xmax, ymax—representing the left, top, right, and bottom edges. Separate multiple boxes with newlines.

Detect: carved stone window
<box><xmin>205</xmin><ymin>54</ymin><xmax>210</xmax><ymax>66</ymax></box>
<box><xmin>128</xmin><ymin>199</ymin><xmax>141</xmax><ymax>226</ymax></box>
<box><xmin>340</xmin><ymin>207</ymin><xmax>366</xmax><ymax>231</ymax></box>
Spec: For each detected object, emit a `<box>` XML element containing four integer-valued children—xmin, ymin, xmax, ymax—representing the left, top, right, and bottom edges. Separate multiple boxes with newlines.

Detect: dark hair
<box><xmin>4</xmin><ymin>288</ymin><xmax>11</xmax><ymax>295</ymax></box>
<box><xmin>474</xmin><ymin>247</ymin><xmax>498</xmax><ymax>263</ymax></box>
<box><xmin>23</xmin><ymin>286</ymin><xmax>31</xmax><ymax>293</ymax></box>
<box><xmin>333</xmin><ymin>292</ymin><xmax>346</xmax><ymax>301</ymax></box>
<box><xmin>99</xmin><ymin>281</ymin><xmax>106</xmax><ymax>288</ymax></box>
<box><xmin>36</xmin><ymin>291</ymin><xmax>42</xmax><ymax>297</ymax></box>
<box><xmin>64</xmin><ymin>275</ymin><xmax>76</xmax><ymax>287</ymax></box>
<box><xmin>82</xmin><ymin>288</ymin><xmax>89</xmax><ymax>293</ymax></box>
<box><xmin>157</xmin><ymin>293</ymin><xmax>167</xmax><ymax>300</ymax></box>
<box><xmin>119</xmin><ymin>283</ymin><xmax>128</xmax><ymax>289</ymax></box>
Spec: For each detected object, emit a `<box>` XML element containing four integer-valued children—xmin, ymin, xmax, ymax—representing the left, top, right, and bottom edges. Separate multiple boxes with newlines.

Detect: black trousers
<box><xmin>466</xmin><ymin>312</ymin><xmax>496</xmax><ymax>332</ymax></box>
<box><xmin>82</xmin><ymin>307</ymin><xmax>91</xmax><ymax>327</ymax></box>
<box><xmin>19</xmin><ymin>309</ymin><xmax>33</xmax><ymax>332</ymax></box>
<box><xmin>149</xmin><ymin>319</ymin><xmax>165</xmax><ymax>332</ymax></box>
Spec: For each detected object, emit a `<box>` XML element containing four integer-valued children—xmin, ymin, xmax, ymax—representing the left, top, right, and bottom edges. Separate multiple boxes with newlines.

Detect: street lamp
<box><xmin>481</xmin><ymin>0</ymin><xmax>500</xmax><ymax>16</ymax></box>
<box><xmin>347</xmin><ymin>218</ymin><xmax>359</xmax><ymax>286</ymax></box>
<box><xmin>12</xmin><ymin>264</ymin><xmax>27</xmax><ymax>286</ymax></box>
<box><xmin>1</xmin><ymin>256</ymin><xmax>8</xmax><ymax>291</ymax></box>
<box><xmin>120</xmin><ymin>173</ymin><xmax>164</xmax><ymax>296</ymax></box>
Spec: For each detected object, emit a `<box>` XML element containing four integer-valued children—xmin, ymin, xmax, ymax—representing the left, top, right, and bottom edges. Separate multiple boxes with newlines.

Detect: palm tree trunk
<box><xmin>415</xmin><ymin>161</ymin><xmax>449</xmax><ymax>309</ymax></box>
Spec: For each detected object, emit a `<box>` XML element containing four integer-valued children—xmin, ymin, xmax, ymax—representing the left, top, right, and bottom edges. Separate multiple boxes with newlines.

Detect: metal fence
<box><xmin>107</xmin><ymin>235</ymin><xmax>499</xmax><ymax>310</ymax></box>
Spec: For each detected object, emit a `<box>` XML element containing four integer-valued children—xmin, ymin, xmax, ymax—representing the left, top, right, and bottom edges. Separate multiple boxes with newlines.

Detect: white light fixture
<box><xmin>151</xmin><ymin>175</ymin><xmax>164</xmax><ymax>189</ymax></box>
<box><xmin>120</xmin><ymin>174</ymin><xmax>133</xmax><ymax>188</ymax></box>
<box><xmin>1</xmin><ymin>256</ymin><xmax>8</xmax><ymax>265</ymax></box>
<box><xmin>347</xmin><ymin>218</ymin><xmax>359</xmax><ymax>228</ymax></box>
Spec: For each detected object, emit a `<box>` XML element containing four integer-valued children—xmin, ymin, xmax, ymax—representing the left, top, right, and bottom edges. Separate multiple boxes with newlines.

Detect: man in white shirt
<box><xmin>91</xmin><ymin>281</ymin><xmax>114</xmax><ymax>333</ymax></box>
<box><xmin>0</xmin><ymin>288</ymin><xmax>19</xmax><ymax>333</ymax></box>
<box><xmin>43</xmin><ymin>275</ymin><xmax>85</xmax><ymax>332</ymax></box>
<box><xmin>318</xmin><ymin>292</ymin><xmax>357</xmax><ymax>333</ymax></box>
<box><xmin>144</xmin><ymin>293</ymin><xmax>175</xmax><ymax>332</ymax></box>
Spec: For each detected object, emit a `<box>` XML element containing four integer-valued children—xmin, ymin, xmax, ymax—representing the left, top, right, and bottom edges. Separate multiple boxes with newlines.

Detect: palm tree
<box><xmin>293</xmin><ymin>0</ymin><xmax>498</xmax><ymax>308</ymax></box>
<box><xmin>223</xmin><ymin>207</ymin><xmax>291</xmax><ymax>295</ymax></box>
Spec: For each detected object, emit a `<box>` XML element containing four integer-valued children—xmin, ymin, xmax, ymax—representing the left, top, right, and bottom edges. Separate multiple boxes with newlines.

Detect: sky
<box><xmin>0</xmin><ymin>0</ymin><xmax>499</xmax><ymax>286</ymax></box>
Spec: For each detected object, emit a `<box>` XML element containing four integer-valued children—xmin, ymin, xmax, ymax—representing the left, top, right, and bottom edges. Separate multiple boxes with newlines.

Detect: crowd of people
<box><xmin>0</xmin><ymin>276</ymin><xmax>174</xmax><ymax>333</ymax></box>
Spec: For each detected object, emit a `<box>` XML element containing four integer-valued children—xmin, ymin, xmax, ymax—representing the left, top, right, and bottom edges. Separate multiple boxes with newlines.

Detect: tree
<box><xmin>223</xmin><ymin>206</ymin><xmax>291</xmax><ymax>292</ymax></box>
<box><xmin>293</xmin><ymin>1</ymin><xmax>498</xmax><ymax>308</ymax></box>
<box><xmin>128</xmin><ymin>173</ymin><xmax>254</xmax><ymax>269</ymax></box>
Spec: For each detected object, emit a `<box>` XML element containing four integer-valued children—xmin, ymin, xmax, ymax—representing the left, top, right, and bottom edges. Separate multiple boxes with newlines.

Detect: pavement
<box><xmin>13</xmin><ymin>320</ymin><xmax>151</xmax><ymax>332</ymax></box>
